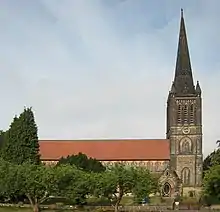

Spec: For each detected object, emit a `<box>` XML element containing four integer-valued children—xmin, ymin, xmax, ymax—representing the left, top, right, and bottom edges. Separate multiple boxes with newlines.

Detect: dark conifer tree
<box><xmin>57</xmin><ymin>152</ymin><xmax>106</xmax><ymax>173</ymax></box>
<box><xmin>1</xmin><ymin>107</ymin><xmax>40</xmax><ymax>165</ymax></box>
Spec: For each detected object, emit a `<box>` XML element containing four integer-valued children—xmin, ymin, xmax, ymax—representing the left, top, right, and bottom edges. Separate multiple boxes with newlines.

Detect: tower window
<box><xmin>190</xmin><ymin>104</ymin><xmax>196</xmax><ymax>124</ymax></box>
<box><xmin>181</xmin><ymin>167</ymin><xmax>190</xmax><ymax>185</ymax></box>
<box><xmin>183</xmin><ymin>104</ymin><xmax>188</xmax><ymax>123</ymax></box>
<box><xmin>177</xmin><ymin>105</ymin><xmax>182</xmax><ymax>124</ymax></box>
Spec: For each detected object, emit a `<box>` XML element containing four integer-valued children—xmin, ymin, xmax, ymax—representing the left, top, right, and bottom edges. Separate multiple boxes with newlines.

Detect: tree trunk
<box><xmin>33</xmin><ymin>204</ymin><xmax>40</xmax><ymax>212</ymax></box>
<box><xmin>26</xmin><ymin>194</ymin><xmax>40</xmax><ymax>212</ymax></box>
<box><xmin>114</xmin><ymin>200</ymin><xmax>119</xmax><ymax>212</ymax></box>
<box><xmin>114</xmin><ymin>193</ymin><xmax>123</xmax><ymax>212</ymax></box>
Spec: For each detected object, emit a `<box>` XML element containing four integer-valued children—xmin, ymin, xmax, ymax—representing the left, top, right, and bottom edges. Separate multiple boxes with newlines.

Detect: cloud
<box><xmin>0</xmin><ymin>0</ymin><xmax>219</xmax><ymax>156</ymax></box>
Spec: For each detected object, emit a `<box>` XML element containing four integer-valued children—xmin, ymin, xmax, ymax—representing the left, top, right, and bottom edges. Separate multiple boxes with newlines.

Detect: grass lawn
<box><xmin>0</xmin><ymin>195</ymin><xmax>166</xmax><ymax>212</ymax></box>
<box><xmin>0</xmin><ymin>208</ymin><xmax>67</xmax><ymax>212</ymax></box>
<box><xmin>0</xmin><ymin>208</ymin><xmax>31</xmax><ymax>212</ymax></box>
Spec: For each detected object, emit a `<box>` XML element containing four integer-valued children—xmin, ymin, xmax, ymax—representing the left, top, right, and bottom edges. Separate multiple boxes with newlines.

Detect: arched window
<box><xmin>177</xmin><ymin>104</ymin><xmax>182</xmax><ymax>124</ymax></box>
<box><xmin>181</xmin><ymin>167</ymin><xmax>190</xmax><ymax>185</ymax></box>
<box><xmin>162</xmin><ymin>182</ymin><xmax>171</xmax><ymax>197</ymax></box>
<box><xmin>183</xmin><ymin>104</ymin><xmax>188</xmax><ymax>123</ymax></box>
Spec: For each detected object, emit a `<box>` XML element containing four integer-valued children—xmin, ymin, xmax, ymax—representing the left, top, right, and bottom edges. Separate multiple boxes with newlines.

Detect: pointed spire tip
<box><xmin>174</xmin><ymin>8</ymin><xmax>195</xmax><ymax>95</ymax></box>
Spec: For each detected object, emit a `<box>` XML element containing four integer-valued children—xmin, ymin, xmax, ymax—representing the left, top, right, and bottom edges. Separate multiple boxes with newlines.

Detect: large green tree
<box><xmin>58</xmin><ymin>165</ymin><xmax>93</xmax><ymax>206</ymax></box>
<box><xmin>0</xmin><ymin>159</ymin><xmax>90</xmax><ymax>212</ymax></box>
<box><xmin>17</xmin><ymin>163</ymin><xmax>60</xmax><ymax>212</ymax></box>
<box><xmin>203</xmin><ymin>164</ymin><xmax>220</xmax><ymax>204</ymax></box>
<box><xmin>203</xmin><ymin>151</ymin><xmax>216</xmax><ymax>172</ymax></box>
<box><xmin>203</xmin><ymin>141</ymin><xmax>220</xmax><ymax>175</ymax></box>
<box><xmin>1</xmin><ymin>107</ymin><xmax>40</xmax><ymax>165</ymax></box>
<box><xmin>92</xmin><ymin>163</ymin><xmax>156</xmax><ymax>212</ymax></box>
<box><xmin>132</xmin><ymin>166</ymin><xmax>158</xmax><ymax>202</ymax></box>
<box><xmin>57</xmin><ymin>152</ymin><xmax>106</xmax><ymax>173</ymax></box>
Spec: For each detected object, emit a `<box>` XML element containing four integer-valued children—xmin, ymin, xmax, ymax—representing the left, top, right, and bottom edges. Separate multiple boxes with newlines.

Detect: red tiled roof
<box><xmin>39</xmin><ymin>139</ymin><xmax>170</xmax><ymax>161</ymax></box>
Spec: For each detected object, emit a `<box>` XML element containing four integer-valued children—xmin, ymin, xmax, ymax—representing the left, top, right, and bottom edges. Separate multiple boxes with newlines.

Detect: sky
<box><xmin>0</xmin><ymin>0</ymin><xmax>219</xmax><ymax>157</ymax></box>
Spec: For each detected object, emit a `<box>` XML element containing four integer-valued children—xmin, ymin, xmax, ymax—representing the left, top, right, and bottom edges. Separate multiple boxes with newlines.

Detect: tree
<box><xmin>211</xmin><ymin>149</ymin><xmax>220</xmax><ymax>166</ymax></box>
<box><xmin>0</xmin><ymin>116</ymin><xmax>18</xmax><ymax>161</ymax></box>
<box><xmin>92</xmin><ymin>169</ymin><xmax>117</xmax><ymax>201</ymax></box>
<box><xmin>0</xmin><ymin>130</ymin><xmax>5</xmax><ymax>149</ymax></box>
<box><xmin>0</xmin><ymin>160</ymin><xmax>57</xmax><ymax>212</ymax></box>
<box><xmin>1</xmin><ymin>107</ymin><xmax>40</xmax><ymax>165</ymax></box>
<box><xmin>216</xmin><ymin>140</ymin><xmax>220</xmax><ymax>148</ymax></box>
<box><xmin>58</xmin><ymin>166</ymin><xmax>93</xmax><ymax>205</ymax></box>
<box><xmin>57</xmin><ymin>152</ymin><xmax>106</xmax><ymax>173</ymax></box>
<box><xmin>132</xmin><ymin>166</ymin><xmax>158</xmax><ymax>203</ymax></box>
<box><xmin>203</xmin><ymin>151</ymin><xmax>215</xmax><ymax>174</ymax></box>
<box><xmin>91</xmin><ymin>163</ymin><xmax>156</xmax><ymax>212</ymax></box>
<box><xmin>0</xmin><ymin>158</ymin><xmax>19</xmax><ymax>201</ymax></box>
<box><xmin>203</xmin><ymin>164</ymin><xmax>220</xmax><ymax>203</ymax></box>
<box><xmin>0</xmin><ymin>159</ymin><xmax>86</xmax><ymax>212</ymax></box>
<box><xmin>18</xmin><ymin>163</ymin><xmax>60</xmax><ymax>212</ymax></box>
<box><xmin>203</xmin><ymin>141</ymin><xmax>220</xmax><ymax>175</ymax></box>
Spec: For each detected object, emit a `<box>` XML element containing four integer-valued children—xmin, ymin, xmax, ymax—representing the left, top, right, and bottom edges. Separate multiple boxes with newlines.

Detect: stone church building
<box><xmin>39</xmin><ymin>10</ymin><xmax>203</xmax><ymax>196</ymax></box>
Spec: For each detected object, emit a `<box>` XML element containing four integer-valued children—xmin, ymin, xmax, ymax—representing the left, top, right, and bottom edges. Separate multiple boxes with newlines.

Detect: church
<box><xmin>39</xmin><ymin>10</ymin><xmax>203</xmax><ymax>197</ymax></box>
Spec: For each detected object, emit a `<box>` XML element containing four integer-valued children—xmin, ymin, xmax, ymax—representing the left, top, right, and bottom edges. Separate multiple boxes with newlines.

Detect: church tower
<box><xmin>166</xmin><ymin>10</ymin><xmax>203</xmax><ymax>190</ymax></box>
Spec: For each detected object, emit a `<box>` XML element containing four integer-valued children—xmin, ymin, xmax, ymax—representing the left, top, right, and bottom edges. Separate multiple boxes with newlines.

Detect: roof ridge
<box><xmin>39</xmin><ymin>138</ymin><xmax>169</xmax><ymax>142</ymax></box>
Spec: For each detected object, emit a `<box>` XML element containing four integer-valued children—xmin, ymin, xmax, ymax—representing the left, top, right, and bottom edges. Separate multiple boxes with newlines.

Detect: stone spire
<box><xmin>173</xmin><ymin>9</ymin><xmax>195</xmax><ymax>96</ymax></box>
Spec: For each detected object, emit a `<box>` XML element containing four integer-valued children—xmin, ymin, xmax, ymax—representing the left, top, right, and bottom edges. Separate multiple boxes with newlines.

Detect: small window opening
<box><xmin>190</xmin><ymin>104</ymin><xmax>194</xmax><ymax>124</ymax></box>
<box><xmin>177</xmin><ymin>105</ymin><xmax>182</xmax><ymax>124</ymax></box>
<box><xmin>183</xmin><ymin>104</ymin><xmax>188</xmax><ymax>123</ymax></box>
